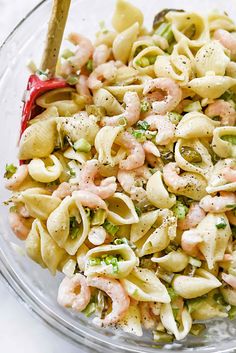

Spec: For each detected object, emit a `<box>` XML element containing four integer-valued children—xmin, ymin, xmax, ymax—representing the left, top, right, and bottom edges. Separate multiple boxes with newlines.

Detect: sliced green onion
<box><xmin>189</xmin><ymin>257</ymin><xmax>202</xmax><ymax>268</ymax></box>
<box><xmin>183</xmin><ymin>101</ymin><xmax>202</xmax><ymax>113</ymax></box>
<box><xmin>137</xmin><ymin>120</ymin><xmax>150</xmax><ymax>130</ymax></box>
<box><xmin>113</xmin><ymin>238</ymin><xmax>128</xmax><ymax>245</ymax></box>
<box><xmin>103</xmin><ymin>220</ymin><xmax>119</xmax><ymax>236</ymax></box>
<box><xmin>228</xmin><ymin>306</ymin><xmax>236</xmax><ymax>320</ymax></box>
<box><xmin>153</xmin><ymin>331</ymin><xmax>173</xmax><ymax>343</ymax></box>
<box><xmin>216</xmin><ymin>217</ymin><xmax>227</xmax><ymax>229</ymax></box>
<box><xmin>68</xmin><ymin>166</ymin><xmax>76</xmax><ymax>178</ymax></box>
<box><xmin>91</xmin><ymin>209</ymin><xmax>107</xmax><ymax>226</ymax></box>
<box><xmin>4</xmin><ymin>164</ymin><xmax>17</xmax><ymax>179</ymax></box>
<box><xmin>155</xmin><ymin>22</ymin><xmax>174</xmax><ymax>43</ymax></box>
<box><xmin>66</xmin><ymin>75</ymin><xmax>79</xmax><ymax>85</ymax></box>
<box><xmin>190</xmin><ymin>324</ymin><xmax>206</xmax><ymax>336</ymax></box>
<box><xmin>140</xmin><ymin>100</ymin><xmax>150</xmax><ymax>113</ymax></box>
<box><xmin>74</xmin><ymin>138</ymin><xmax>91</xmax><ymax>153</ymax></box>
<box><xmin>172</xmin><ymin>201</ymin><xmax>188</xmax><ymax>220</ymax></box>
<box><xmin>221</xmin><ymin>135</ymin><xmax>236</xmax><ymax>145</ymax></box>
<box><xmin>82</xmin><ymin>302</ymin><xmax>97</xmax><ymax>317</ymax></box>
<box><xmin>168</xmin><ymin>112</ymin><xmax>182</xmax><ymax>125</ymax></box>
<box><xmin>62</xmin><ymin>48</ymin><xmax>74</xmax><ymax>59</ymax></box>
<box><xmin>135</xmin><ymin>56</ymin><xmax>150</xmax><ymax>68</ymax></box>
<box><xmin>86</xmin><ymin>59</ymin><xmax>93</xmax><ymax>72</ymax></box>
<box><xmin>69</xmin><ymin>217</ymin><xmax>80</xmax><ymax>239</ymax></box>
<box><xmin>89</xmin><ymin>258</ymin><xmax>102</xmax><ymax>266</ymax></box>
<box><xmin>132</xmin><ymin>130</ymin><xmax>146</xmax><ymax>142</ymax></box>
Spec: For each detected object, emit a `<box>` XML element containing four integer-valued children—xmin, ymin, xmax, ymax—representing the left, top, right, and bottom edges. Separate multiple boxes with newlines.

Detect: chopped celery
<box><xmin>89</xmin><ymin>258</ymin><xmax>102</xmax><ymax>266</ymax></box>
<box><xmin>135</xmin><ymin>57</ymin><xmax>150</xmax><ymax>68</ymax></box>
<box><xmin>226</xmin><ymin>204</ymin><xmax>236</xmax><ymax>210</ymax></box>
<box><xmin>74</xmin><ymin>138</ymin><xmax>91</xmax><ymax>153</ymax></box>
<box><xmin>168</xmin><ymin>112</ymin><xmax>182</xmax><ymax>125</ymax></box>
<box><xmin>167</xmin><ymin>287</ymin><xmax>178</xmax><ymax>301</ymax></box>
<box><xmin>4</xmin><ymin>164</ymin><xmax>17</xmax><ymax>179</ymax></box>
<box><xmin>183</xmin><ymin>101</ymin><xmax>202</xmax><ymax>113</ymax></box>
<box><xmin>140</xmin><ymin>100</ymin><xmax>150</xmax><ymax>113</ymax></box>
<box><xmin>221</xmin><ymin>135</ymin><xmax>236</xmax><ymax>145</ymax></box>
<box><xmin>189</xmin><ymin>257</ymin><xmax>202</xmax><ymax>268</ymax></box>
<box><xmin>103</xmin><ymin>220</ymin><xmax>119</xmax><ymax>236</ymax></box>
<box><xmin>62</xmin><ymin>48</ymin><xmax>74</xmax><ymax>59</ymax></box>
<box><xmin>66</xmin><ymin>75</ymin><xmax>79</xmax><ymax>85</ymax></box>
<box><xmin>190</xmin><ymin>324</ymin><xmax>206</xmax><ymax>336</ymax></box>
<box><xmin>172</xmin><ymin>201</ymin><xmax>188</xmax><ymax>220</ymax></box>
<box><xmin>137</xmin><ymin>120</ymin><xmax>150</xmax><ymax>130</ymax></box>
<box><xmin>82</xmin><ymin>302</ymin><xmax>97</xmax><ymax>317</ymax></box>
<box><xmin>187</xmin><ymin>297</ymin><xmax>204</xmax><ymax>313</ymax></box>
<box><xmin>153</xmin><ymin>331</ymin><xmax>173</xmax><ymax>343</ymax></box>
<box><xmin>86</xmin><ymin>59</ymin><xmax>93</xmax><ymax>72</ymax></box>
<box><xmin>113</xmin><ymin>238</ymin><xmax>129</xmax><ymax>245</ymax></box>
<box><xmin>69</xmin><ymin>217</ymin><xmax>80</xmax><ymax>239</ymax></box>
<box><xmin>228</xmin><ymin>306</ymin><xmax>236</xmax><ymax>320</ymax></box>
<box><xmin>216</xmin><ymin>217</ymin><xmax>227</xmax><ymax>229</ymax></box>
<box><xmin>155</xmin><ymin>22</ymin><xmax>174</xmax><ymax>43</ymax></box>
<box><xmin>132</xmin><ymin>130</ymin><xmax>147</xmax><ymax>142</ymax></box>
<box><xmin>91</xmin><ymin>209</ymin><xmax>106</xmax><ymax>226</ymax></box>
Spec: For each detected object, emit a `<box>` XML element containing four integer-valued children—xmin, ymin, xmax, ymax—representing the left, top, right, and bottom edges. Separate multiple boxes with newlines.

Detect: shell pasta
<box><xmin>4</xmin><ymin>0</ymin><xmax>236</xmax><ymax>344</ymax></box>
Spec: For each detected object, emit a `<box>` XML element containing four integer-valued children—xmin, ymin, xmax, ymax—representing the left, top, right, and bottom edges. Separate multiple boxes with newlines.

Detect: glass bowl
<box><xmin>1</xmin><ymin>0</ymin><xmax>236</xmax><ymax>352</ymax></box>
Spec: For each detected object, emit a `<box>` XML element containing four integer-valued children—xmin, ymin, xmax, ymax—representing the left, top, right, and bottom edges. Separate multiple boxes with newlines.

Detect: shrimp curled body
<box><xmin>86</xmin><ymin>276</ymin><xmax>130</xmax><ymax>327</ymax></box>
<box><xmin>76</xmin><ymin>75</ymin><xmax>93</xmax><ymax>104</ymax></box>
<box><xmin>79</xmin><ymin>160</ymin><xmax>117</xmax><ymax>199</ymax></box>
<box><xmin>143</xmin><ymin>78</ymin><xmax>182</xmax><ymax>115</ymax></box>
<box><xmin>74</xmin><ymin>190</ymin><xmax>108</xmax><ymax>210</ymax></box>
<box><xmin>181</xmin><ymin>230</ymin><xmax>203</xmax><ymax>258</ymax></box>
<box><xmin>116</xmin><ymin>132</ymin><xmax>145</xmax><ymax>170</ymax></box>
<box><xmin>5</xmin><ymin>165</ymin><xmax>28</xmax><ymax>191</ymax></box>
<box><xmin>88</xmin><ymin>61</ymin><xmax>120</xmax><ymax>90</ymax></box>
<box><xmin>205</xmin><ymin>100</ymin><xmax>236</xmax><ymax>126</ymax></box>
<box><xmin>93</xmin><ymin>44</ymin><xmax>111</xmax><ymax>68</ymax></box>
<box><xmin>163</xmin><ymin>162</ymin><xmax>192</xmax><ymax>190</ymax></box>
<box><xmin>222</xmin><ymin>166</ymin><xmax>236</xmax><ymax>183</ymax></box>
<box><xmin>9</xmin><ymin>212</ymin><xmax>32</xmax><ymax>240</ymax></box>
<box><xmin>178</xmin><ymin>203</ymin><xmax>206</xmax><ymax>230</ymax></box>
<box><xmin>214</xmin><ymin>29</ymin><xmax>236</xmax><ymax>59</ymax></box>
<box><xmin>57</xmin><ymin>274</ymin><xmax>91</xmax><ymax>312</ymax></box>
<box><xmin>68</xmin><ymin>33</ymin><xmax>94</xmax><ymax>70</ymax></box>
<box><xmin>144</xmin><ymin>114</ymin><xmax>175</xmax><ymax>145</ymax></box>
<box><xmin>199</xmin><ymin>192</ymin><xmax>236</xmax><ymax>213</ymax></box>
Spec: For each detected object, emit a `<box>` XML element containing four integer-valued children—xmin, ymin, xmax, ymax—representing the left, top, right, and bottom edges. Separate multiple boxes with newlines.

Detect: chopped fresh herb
<box><xmin>66</xmin><ymin>75</ymin><xmax>79</xmax><ymax>85</ymax></box>
<box><xmin>167</xmin><ymin>287</ymin><xmax>178</xmax><ymax>301</ymax></box>
<box><xmin>4</xmin><ymin>164</ymin><xmax>17</xmax><ymax>179</ymax></box>
<box><xmin>168</xmin><ymin>112</ymin><xmax>182</xmax><ymax>125</ymax></box>
<box><xmin>216</xmin><ymin>217</ymin><xmax>227</xmax><ymax>229</ymax></box>
<box><xmin>74</xmin><ymin>138</ymin><xmax>91</xmax><ymax>153</ymax></box>
<box><xmin>89</xmin><ymin>258</ymin><xmax>102</xmax><ymax>266</ymax></box>
<box><xmin>189</xmin><ymin>257</ymin><xmax>202</xmax><ymax>268</ymax></box>
<box><xmin>190</xmin><ymin>324</ymin><xmax>206</xmax><ymax>336</ymax></box>
<box><xmin>135</xmin><ymin>206</ymin><xmax>142</xmax><ymax>217</ymax></box>
<box><xmin>221</xmin><ymin>135</ymin><xmax>236</xmax><ymax>145</ymax></box>
<box><xmin>69</xmin><ymin>217</ymin><xmax>80</xmax><ymax>239</ymax></box>
<box><xmin>137</xmin><ymin>120</ymin><xmax>150</xmax><ymax>130</ymax></box>
<box><xmin>91</xmin><ymin>209</ymin><xmax>106</xmax><ymax>226</ymax></box>
<box><xmin>172</xmin><ymin>201</ymin><xmax>189</xmax><ymax>220</ymax></box>
<box><xmin>132</xmin><ymin>130</ymin><xmax>146</xmax><ymax>142</ymax></box>
<box><xmin>103</xmin><ymin>220</ymin><xmax>119</xmax><ymax>236</ymax></box>
<box><xmin>62</xmin><ymin>48</ymin><xmax>74</xmax><ymax>59</ymax></box>
<box><xmin>86</xmin><ymin>59</ymin><xmax>93</xmax><ymax>72</ymax></box>
<box><xmin>228</xmin><ymin>306</ymin><xmax>236</xmax><ymax>320</ymax></box>
<box><xmin>140</xmin><ymin>100</ymin><xmax>150</xmax><ymax>113</ymax></box>
<box><xmin>82</xmin><ymin>302</ymin><xmax>97</xmax><ymax>317</ymax></box>
<box><xmin>183</xmin><ymin>101</ymin><xmax>202</xmax><ymax>113</ymax></box>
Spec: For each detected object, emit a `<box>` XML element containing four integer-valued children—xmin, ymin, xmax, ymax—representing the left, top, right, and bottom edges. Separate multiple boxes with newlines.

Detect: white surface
<box><xmin>0</xmin><ymin>1</ymin><xmax>84</xmax><ymax>352</ymax></box>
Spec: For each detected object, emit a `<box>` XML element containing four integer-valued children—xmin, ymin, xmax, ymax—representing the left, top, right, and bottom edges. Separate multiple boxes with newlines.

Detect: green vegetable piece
<box><xmin>74</xmin><ymin>138</ymin><xmax>91</xmax><ymax>153</ymax></box>
<box><xmin>183</xmin><ymin>101</ymin><xmax>202</xmax><ymax>113</ymax></box>
<box><xmin>82</xmin><ymin>302</ymin><xmax>97</xmax><ymax>317</ymax></box>
<box><xmin>132</xmin><ymin>130</ymin><xmax>146</xmax><ymax>142</ymax></box>
<box><xmin>148</xmin><ymin>56</ymin><xmax>157</xmax><ymax>65</ymax></box>
<box><xmin>190</xmin><ymin>324</ymin><xmax>206</xmax><ymax>336</ymax></box>
<box><xmin>136</xmin><ymin>56</ymin><xmax>150</xmax><ymax>68</ymax></box>
<box><xmin>4</xmin><ymin>164</ymin><xmax>17</xmax><ymax>179</ymax></box>
<box><xmin>153</xmin><ymin>331</ymin><xmax>173</xmax><ymax>343</ymax></box>
<box><xmin>137</xmin><ymin>120</ymin><xmax>150</xmax><ymax>130</ymax></box>
<box><xmin>167</xmin><ymin>287</ymin><xmax>178</xmax><ymax>301</ymax></box>
<box><xmin>180</xmin><ymin>146</ymin><xmax>202</xmax><ymax>163</ymax></box>
<box><xmin>114</xmin><ymin>237</ymin><xmax>128</xmax><ymax>245</ymax></box>
<box><xmin>134</xmin><ymin>45</ymin><xmax>148</xmax><ymax>57</ymax></box>
<box><xmin>86</xmin><ymin>59</ymin><xmax>94</xmax><ymax>72</ymax></box>
<box><xmin>221</xmin><ymin>135</ymin><xmax>236</xmax><ymax>145</ymax></box>
<box><xmin>103</xmin><ymin>220</ymin><xmax>119</xmax><ymax>236</ymax></box>
<box><xmin>66</xmin><ymin>75</ymin><xmax>79</xmax><ymax>85</ymax></box>
<box><xmin>220</xmin><ymin>90</ymin><xmax>236</xmax><ymax>102</ymax></box>
<box><xmin>159</xmin><ymin>147</ymin><xmax>174</xmax><ymax>163</ymax></box>
<box><xmin>91</xmin><ymin>209</ymin><xmax>107</xmax><ymax>226</ymax></box>
<box><xmin>68</xmin><ymin>166</ymin><xmax>76</xmax><ymax>178</ymax></box>
<box><xmin>62</xmin><ymin>48</ymin><xmax>74</xmax><ymax>59</ymax></box>
<box><xmin>155</xmin><ymin>22</ymin><xmax>174</xmax><ymax>43</ymax></box>
<box><xmin>216</xmin><ymin>217</ymin><xmax>227</xmax><ymax>229</ymax></box>
<box><xmin>140</xmin><ymin>100</ymin><xmax>150</xmax><ymax>113</ymax></box>
<box><xmin>135</xmin><ymin>206</ymin><xmax>142</xmax><ymax>217</ymax></box>
<box><xmin>213</xmin><ymin>292</ymin><xmax>227</xmax><ymax>306</ymax></box>
<box><xmin>69</xmin><ymin>217</ymin><xmax>80</xmax><ymax>239</ymax></box>
<box><xmin>89</xmin><ymin>258</ymin><xmax>102</xmax><ymax>266</ymax></box>
<box><xmin>228</xmin><ymin>306</ymin><xmax>236</xmax><ymax>320</ymax></box>
<box><xmin>187</xmin><ymin>297</ymin><xmax>204</xmax><ymax>313</ymax></box>
<box><xmin>168</xmin><ymin>112</ymin><xmax>182</xmax><ymax>125</ymax></box>
<box><xmin>172</xmin><ymin>201</ymin><xmax>188</xmax><ymax>220</ymax></box>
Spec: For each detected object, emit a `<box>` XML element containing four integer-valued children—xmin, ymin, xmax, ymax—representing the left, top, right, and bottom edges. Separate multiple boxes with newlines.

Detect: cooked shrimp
<box><xmin>57</xmin><ymin>274</ymin><xmax>91</xmax><ymax>312</ymax></box>
<box><xmin>75</xmin><ymin>75</ymin><xmax>92</xmax><ymax>104</ymax></box>
<box><xmin>178</xmin><ymin>203</ymin><xmax>206</xmax><ymax>230</ymax></box>
<box><xmin>74</xmin><ymin>190</ymin><xmax>108</xmax><ymax>210</ymax></box>
<box><xmin>205</xmin><ymin>100</ymin><xmax>236</xmax><ymax>126</ymax></box>
<box><xmin>144</xmin><ymin>114</ymin><xmax>175</xmax><ymax>145</ymax></box>
<box><xmin>9</xmin><ymin>212</ymin><xmax>32</xmax><ymax>240</ymax></box>
<box><xmin>101</xmin><ymin>92</ymin><xmax>140</xmax><ymax>127</ymax></box>
<box><xmin>52</xmin><ymin>182</ymin><xmax>78</xmax><ymax>199</ymax></box>
<box><xmin>67</xmin><ymin>33</ymin><xmax>94</xmax><ymax>71</ymax></box>
<box><xmin>181</xmin><ymin>230</ymin><xmax>203</xmax><ymax>258</ymax></box>
<box><xmin>143</xmin><ymin>78</ymin><xmax>182</xmax><ymax>115</ymax></box>
<box><xmin>116</xmin><ymin>132</ymin><xmax>145</xmax><ymax>170</ymax></box>
<box><xmin>163</xmin><ymin>162</ymin><xmax>191</xmax><ymax>190</ymax></box>
<box><xmin>214</xmin><ymin>29</ymin><xmax>236</xmax><ymax>59</ymax></box>
<box><xmin>93</xmin><ymin>44</ymin><xmax>111</xmax><ymax>67</ymax></box>
<box><xmin>17</xmin><ymin>204</ymin><xmax>30</xmax><ymax>218</ymax></box>
<box><xmin>117</xmin><ymin>165</ymin><xmax>152</xmax><ymax>201</ymax></box>
<box><xmin>79</xmin><ymin>159</ymin><xmax>117</xmax><ymax>199</ymax></box>
<box><xmin>139</xmin><ymin>302</ymin><xmax>156</xmax><ymax>330</ymax></box>
<box><xmin>86</xmin><ymin>276</ymin><xmax>130</xmax><ymax>327</ymax></box>
<box><xmin>199</xmin><ymin>192</ymin><xmax>236</xmax><ymax>213</ymax></box>
<box><xmin>143</xmin><ymin>141</ymin><xmax>160</xmax><ymax>157</ymax></box>
<box><xmin>222</xmin><ymin>273</ymin><xmax>236</xmax><ymax>289</ymax></box>
<box><xmin>88</xmin><ymin>61</ymin><xmax>120</xmax><ymax>90</ymax></box>
<box><xmin>222</xmin><ymin>166</ymin><xmax>236</xmax><ymax>183</ymax></box>
<box><xmin>5</xmin><ymin>165</ymin><xmax>28</xmax><ymax>191</ymax></box>
<box><xmin>226</xmin><ymin>210</ymin><xmax>236</xmax><ymax>226</ymax></box>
